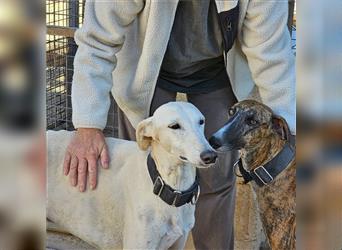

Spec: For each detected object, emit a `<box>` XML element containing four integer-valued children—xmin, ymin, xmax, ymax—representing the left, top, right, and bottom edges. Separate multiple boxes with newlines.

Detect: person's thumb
<box><xmin>100</xmin><ymin>143</ymin><xmax>110</xmax><ymax>169</ymax></box>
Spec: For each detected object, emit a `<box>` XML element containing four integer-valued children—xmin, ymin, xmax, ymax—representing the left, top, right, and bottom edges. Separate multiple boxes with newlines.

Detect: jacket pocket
<box><xmin>218</xmin><ymin>2</ymin><xmax>239</xmax><ymax>53</ymax></box>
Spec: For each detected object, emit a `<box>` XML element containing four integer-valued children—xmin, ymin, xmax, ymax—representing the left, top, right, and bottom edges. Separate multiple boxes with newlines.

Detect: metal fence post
<box><xmin>66</xmin><ymin>0</ymin><xmax>79</xmax><ymax>129</ymax></box>
<box><xmin>288</xmin><ymin>0</ymin><xmax>295</xmax><ymax>36</ymax></box>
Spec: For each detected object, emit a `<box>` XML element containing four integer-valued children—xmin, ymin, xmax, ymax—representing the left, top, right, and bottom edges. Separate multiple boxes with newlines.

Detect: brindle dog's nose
<box><xmin>200</xmin><ymin>150</ymin><xmax>218</xmax><ymax>164</ymax></box>
<box><xmin>209</xmin><ymin>136</ymin><xmax>222</xmax><ymax>149</ymax></box>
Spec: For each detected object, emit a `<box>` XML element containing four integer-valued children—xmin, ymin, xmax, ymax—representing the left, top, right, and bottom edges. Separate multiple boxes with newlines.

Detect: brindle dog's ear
<box><xmin>271</xmin><ymin>115</ymin><xmax>289</xmax><ymax>140</ymax></box>
<box><xmin>136</xmin><ymin>117</ymin><xmax>154</xmax><ymax>151</ymax></box>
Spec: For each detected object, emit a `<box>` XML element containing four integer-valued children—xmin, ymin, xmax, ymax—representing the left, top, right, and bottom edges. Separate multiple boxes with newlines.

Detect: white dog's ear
<box><xmin>136</xmin><ymin>117</ymin><xmax>154</xmax><ymax>151</ymax></box>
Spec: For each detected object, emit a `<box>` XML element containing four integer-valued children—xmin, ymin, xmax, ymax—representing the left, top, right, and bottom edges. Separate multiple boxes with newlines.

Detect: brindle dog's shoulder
<box><xmin>257</xmin><ymin>160</ymin><xmax>296</xmax><ymax>249</ymax></box>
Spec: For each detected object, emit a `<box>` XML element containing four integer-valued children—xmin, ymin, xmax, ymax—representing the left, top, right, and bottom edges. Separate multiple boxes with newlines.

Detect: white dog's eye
<box><xmin>199</xmin><ymin>119</ymin><xmax>204</xmax><ymax>125</ymax></box>
<box><xmin>168</xmin><ymin>123</ymin><xmax>181</xmax><ymax>130</ymax></box>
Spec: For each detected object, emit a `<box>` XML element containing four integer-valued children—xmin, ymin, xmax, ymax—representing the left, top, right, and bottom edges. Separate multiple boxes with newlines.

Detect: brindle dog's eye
<box><xmin>246</xmin><ymin>117</ymin><xmax>257</xmax><ymax>126</ymax></box>
<box><xmin>168</xmin><ymin>123</ymin><xmax>181</xmax><ymax>130</ymax></box>
<box><xmin>199</xmin><ymin>119</ymin><xmax>204</xmax><ymax>125</ymax></box>
<box><xmin>228</xmin><ymin>108</ymin><xmax>235</xmax><ymax>116</ymax></box>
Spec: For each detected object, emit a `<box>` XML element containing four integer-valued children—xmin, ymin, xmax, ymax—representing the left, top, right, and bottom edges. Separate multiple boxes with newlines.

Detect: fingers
<box><xmin>67</xmin><ymin>155</ymin><xmax>95</xmax><ymax>192</ymax></box>
<box><xmin>63</xmin><ymin>152</ymin><xmax>71</xmax><ymax>175</ymax></box>
<box><xmin>88</xmin><ymin>156</ymin><xmax>98</xmax><ymax>190</ymax></box>
<box><xmin>69</xmin><ymin>156</ymin><xmax>78</xmax><ymax>187</ymax></box>
<box><xmin>100</xmin><ymin>144</ymin><xmax>110</xmax><ymax>169</ymax></box>
<box><xmin>78</xmin><ymin>159</ymin><xmax>88</xmax><ymax>192</ymax></box>
<box><xmin>64</xmin><ymin>129</ymin><xmax>108</xmax><ymax>192</ymax></box>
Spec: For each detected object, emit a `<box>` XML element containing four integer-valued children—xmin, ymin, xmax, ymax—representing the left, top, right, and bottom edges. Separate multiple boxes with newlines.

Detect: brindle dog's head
<box><xmin>209</xmin><ymin>100</ymin><xmax>289</xmax><ymax>151</ymax></box>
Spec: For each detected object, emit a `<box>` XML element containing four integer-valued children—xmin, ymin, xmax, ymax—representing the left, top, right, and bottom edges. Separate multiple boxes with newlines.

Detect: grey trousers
<box><xmin>118</xmin><ymin>86</ymin><xmax>238</xmax><ymax>250</ymax></box>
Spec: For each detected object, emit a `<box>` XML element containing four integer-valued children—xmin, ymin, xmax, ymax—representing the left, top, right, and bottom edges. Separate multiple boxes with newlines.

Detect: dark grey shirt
<box><xmin>158</xmin><ymin>0</ymin><xmax>228</xmax><ymax>93</ymax></box>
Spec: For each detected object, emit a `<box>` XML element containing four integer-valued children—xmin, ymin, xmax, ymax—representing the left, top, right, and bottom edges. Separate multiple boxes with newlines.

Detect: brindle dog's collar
<box><xmin>147</xmin><ymin>154</ymin><xmax>200</xmax><ymax>207</ymax></box>
<box><xmin>235</xmin><ymin>141</ymin><xmax>295</xmax><ymax>187</ymax></box>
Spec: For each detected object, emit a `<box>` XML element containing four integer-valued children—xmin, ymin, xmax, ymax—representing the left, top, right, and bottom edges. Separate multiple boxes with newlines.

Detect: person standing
<box><xmin>63</xmin><ymin>1</ymin><xmax>295</xmax><ymax>249</ymax></box>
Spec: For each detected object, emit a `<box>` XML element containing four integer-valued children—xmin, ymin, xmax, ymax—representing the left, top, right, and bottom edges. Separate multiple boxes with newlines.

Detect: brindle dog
<box><xmin>209</xmin><ymin>100</ymin><xmax>296</xmax><ymax>250</ymax></box>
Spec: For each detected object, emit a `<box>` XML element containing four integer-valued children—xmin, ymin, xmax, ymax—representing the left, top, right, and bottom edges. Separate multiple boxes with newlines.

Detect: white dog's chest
<box><xmin>152</xmin><ymin>206</ymin><xmax>195</xmax><ymax>249</ymax></box>
<box><xmin>129</xmin><ymin>199</ymin><xmax>194</xmax><ymax>248</ymax></box>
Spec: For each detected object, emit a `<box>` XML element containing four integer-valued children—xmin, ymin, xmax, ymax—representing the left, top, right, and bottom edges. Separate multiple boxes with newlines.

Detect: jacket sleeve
<box><xmin>72</xmin><ymin>0</ymin><xmax>144</xmax><ymax>129</ymax></box>
<box><xmin>240</xmin><ymin>0</ymin><xmax>296</xmax><ymax>134</ymax></box>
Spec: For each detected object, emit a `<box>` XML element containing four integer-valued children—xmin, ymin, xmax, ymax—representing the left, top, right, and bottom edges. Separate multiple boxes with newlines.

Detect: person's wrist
<box><xmin>76</xmin><ymin>128</ymin><xmax>102</xmax><ymax>133</ymax></box>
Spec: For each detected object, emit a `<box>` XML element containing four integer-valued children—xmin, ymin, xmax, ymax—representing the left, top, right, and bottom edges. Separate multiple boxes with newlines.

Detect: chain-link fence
<box><xmin>46</xmin><ymin>0</ymin><xmax>118</xmax><ymax>136</ymax></box>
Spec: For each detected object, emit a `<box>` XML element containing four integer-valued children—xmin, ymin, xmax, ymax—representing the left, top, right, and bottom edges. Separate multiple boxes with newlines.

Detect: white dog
<box><xmin>47</xmin><ymin>102</ymin><xmax>217</xmax><ymax>249</ymax></box>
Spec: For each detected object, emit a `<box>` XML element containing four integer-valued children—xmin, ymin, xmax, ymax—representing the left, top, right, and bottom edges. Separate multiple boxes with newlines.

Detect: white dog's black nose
<box><xmin>200</xmin><ymin>150</ymin><xmax>218</xmax><ymax>164</ymax></box>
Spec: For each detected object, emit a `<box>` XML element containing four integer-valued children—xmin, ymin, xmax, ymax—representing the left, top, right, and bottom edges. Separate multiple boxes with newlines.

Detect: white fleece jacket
<box><xmin>72</xmin><ymin>0</ymin><xmax>296</xmax><ymax>133</ymax></box>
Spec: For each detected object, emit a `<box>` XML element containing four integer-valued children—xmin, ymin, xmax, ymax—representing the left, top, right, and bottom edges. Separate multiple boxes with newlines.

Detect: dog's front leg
<box><xmin>123</xmin><ymin>213</ymin><xmax>162</xmax><ymax>250</ymax></box>
<box><xmin>168</xmin><ymin>233</ymin><xmax>188</xmax><ymax>250</ymax></box>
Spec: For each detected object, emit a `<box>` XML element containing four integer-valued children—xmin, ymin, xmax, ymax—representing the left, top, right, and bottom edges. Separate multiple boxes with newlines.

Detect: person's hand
<box><xmin>63</xmin><ymin>128</ymin><xmax>109</xmax><ymax>192</ymax></box>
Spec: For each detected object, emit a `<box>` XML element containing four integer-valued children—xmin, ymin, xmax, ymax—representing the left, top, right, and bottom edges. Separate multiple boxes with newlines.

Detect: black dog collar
<box><xmin>235</xmin><ymin>142</ymin><xmax>295</xmax><ymax>187</ymax></box>
<box><xmin>147</xmin><ymin>154</ymin><xmax>200</xmax><ymax>207</ymax></box>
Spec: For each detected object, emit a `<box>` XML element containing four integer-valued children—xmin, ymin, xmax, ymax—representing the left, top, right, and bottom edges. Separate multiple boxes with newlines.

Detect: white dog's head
<box><xmin>136</xmin><ymin>102</ymin><xmax>217</xmax><ymax>167</ymax></box>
